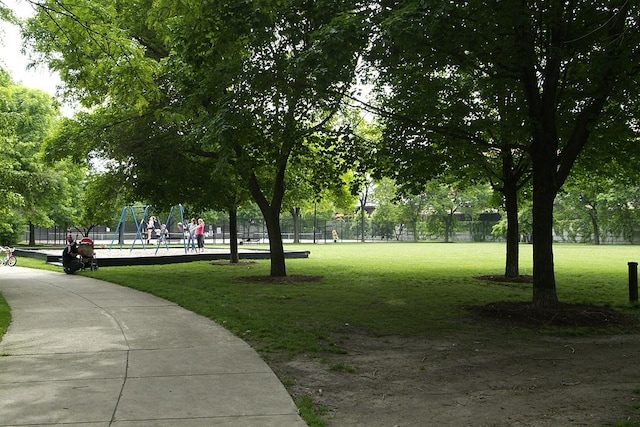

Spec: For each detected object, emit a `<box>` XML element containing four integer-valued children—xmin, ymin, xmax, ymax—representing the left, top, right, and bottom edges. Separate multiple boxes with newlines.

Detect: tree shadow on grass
<box><xmin>235</xmin><ymin>275</ymin><xmax>323</xmax><ymax>284</ymax></box>
<box><xmin>210</xmin><ymin>261</ymin><xmax>322</xmax><ymax>284</ymax></box>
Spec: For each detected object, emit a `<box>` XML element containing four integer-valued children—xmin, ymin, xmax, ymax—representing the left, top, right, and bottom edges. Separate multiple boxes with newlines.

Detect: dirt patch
<box><xmin>266</xmin><ymin>305</ymin><xmax>640</xmax><ymax>426</ymax></box>
<box><xmin>241</xmin><ymin>274</ymin><xmax>640</xmax><ymax>425</ymax></box>
<box><xmin>470</xmin><ymin>301</ymin><xmax>639</xmax><ymax>329</ymax></box>
<box><xmin>273</xmin><ymin>332</ymin><xmax>640</xmax><ymax>426</ymax></box>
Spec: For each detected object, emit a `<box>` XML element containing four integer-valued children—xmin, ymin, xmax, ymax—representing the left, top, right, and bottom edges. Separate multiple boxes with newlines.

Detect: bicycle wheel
<box><xmin>7</xmin><ymin>257</ymin><xmax>16</xmax><ymax>267</ymax></box>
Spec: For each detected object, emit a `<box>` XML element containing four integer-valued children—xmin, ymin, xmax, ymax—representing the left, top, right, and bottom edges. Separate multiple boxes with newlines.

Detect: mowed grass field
<box><xmin>3</xmin><ymin>242</ymin><xmax>639</xmax><ymax>352</ymax></box>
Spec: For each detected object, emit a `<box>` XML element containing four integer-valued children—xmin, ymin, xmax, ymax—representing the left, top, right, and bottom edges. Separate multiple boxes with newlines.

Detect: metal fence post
<box><xmin>629</xmin><ymin>261</ymin><xmax>638</xmax><ymax>302</ymax></box>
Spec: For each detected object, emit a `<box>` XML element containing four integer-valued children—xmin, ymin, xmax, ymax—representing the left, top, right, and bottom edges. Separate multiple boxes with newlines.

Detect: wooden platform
<box><xmin>16</xmin><ymin>246</ymin><xmax>310</xmax><ymax>267</ymax></box>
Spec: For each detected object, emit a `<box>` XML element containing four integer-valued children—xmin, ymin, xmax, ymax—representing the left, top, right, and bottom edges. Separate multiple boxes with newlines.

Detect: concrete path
<box><xmin>0</xmin><ymin>267</ymin><xmax>306</xmax><ymax>426</ymax></box>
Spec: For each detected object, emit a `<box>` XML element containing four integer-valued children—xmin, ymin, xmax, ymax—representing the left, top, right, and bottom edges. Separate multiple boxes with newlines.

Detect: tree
<box><xmin>44</xmin><ymin>107</ymin><xmax>251</xmax><ymax>262</ymax></box>
<box><xmin>171</xmin><ymin>1</ymin><xmax>370</xmax><ymax>275</ymax></box>
<box><xmin>26</xmin><ymin>0</ymin><xmax>370</xmax><ymax>276</ymax></box>
<box><xmin>371</xmin><ymin>1</ymin><xmax>640</xmax><ymax>307</ymax></box>
<box><xmin>398</xmin><ymin>193</ymin><xmax>428</xmax><ymax>242</ymax></box>
<box><xmin>555</xmin><ymin>112</ymin><xmax>640</xmax><ymax>244</ymax></box>
<box><xmin>556</xmin><ymin>175</ymin><xmax>640</xmax><ymax>245</ymax></box>
<box><xmin>369</xmin><ymin>177</ymin><xmax>402</xmax><ymax>240</ymax></box>
<box><xmin>371</xmin><ymin>5</ymin><xmax>532</xmax><ymax>276</ymax></box>
<box><xmin>425</xmin><ymin>181</ymin><xmax>475</xmax><ymax>243</ymax></box>
<box><xmin>0</xmin><ymin>70</ymin><xmax>77</xmax><ymax>245</ymax></box>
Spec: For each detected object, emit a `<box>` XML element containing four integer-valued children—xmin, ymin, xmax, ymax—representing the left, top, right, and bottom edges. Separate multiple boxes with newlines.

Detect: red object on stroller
<box><xmin>77</xmin><ymin>238</ymin><xmax>98</xmax><ymax>270</ymax></box>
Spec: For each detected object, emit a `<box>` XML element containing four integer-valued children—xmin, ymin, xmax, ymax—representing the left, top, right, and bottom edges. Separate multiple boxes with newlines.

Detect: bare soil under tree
<box><xmin>257</xmin><ymin>277</ymin><xmax>640</xmax><ymax>426</ymax></box>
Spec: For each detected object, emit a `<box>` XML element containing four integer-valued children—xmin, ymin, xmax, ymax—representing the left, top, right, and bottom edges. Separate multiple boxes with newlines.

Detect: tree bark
<box><xmin>443</xmin><ymin>214</ymin><xmax>452</xmax><ymax>243</ymax></box>
<box><xmin>29</xmin><ymin>222</ymin><xmax>36</xmax><ymax>246</ymax></box>
<box><xmin>248</xmin><ymin>170</ymin><xmax>287</xmax><ymax>277</ymax></box>
<box><xmin>503</xmin><ymin>182</ymin><xmax>520</xmax><ymax>277</ymax></box>
<box><xmin>264</xmin><ymin>207</ymin><xmax>286</xmax><ymax>276</ymax></box>
<box><xmin>360</xmin><ymin>202</ymin><xmax>366</xmax><ymax>242</ymax></box>
<box><xmin>531</xmin><ymin>152</ymin><xmax>559</xmax><ymax>308</ymax></box>
<box><xmin>228</xmin><ymin>208</ymin><xmax>239</xmax><ymax>264</ymax></box>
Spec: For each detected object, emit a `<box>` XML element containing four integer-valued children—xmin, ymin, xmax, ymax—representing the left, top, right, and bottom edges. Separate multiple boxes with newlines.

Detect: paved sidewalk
<box><xmin>0</xmin><ymin>267</ymin><xmax>306</xmax><ymax>426</ymax></box>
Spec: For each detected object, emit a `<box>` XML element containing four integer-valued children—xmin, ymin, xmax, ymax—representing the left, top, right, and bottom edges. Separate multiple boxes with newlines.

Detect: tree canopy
<box><xmin>26</xmin><ymin>0</ymin><xmax>371</xmax><ymax>276</ymax></box>
<box><xmin>0</xmin><ymin>69</ymin><xmax>78</xmax><ymax>245</ymax></box>
<box><xmin>370</xmin><ymin>0</ymin><xmax>640</xmax><ymax>307</ymax></box>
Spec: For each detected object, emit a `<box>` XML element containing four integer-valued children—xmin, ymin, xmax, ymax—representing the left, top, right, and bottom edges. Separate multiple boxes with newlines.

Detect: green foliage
<box><xmin>371</xmin><ymin>0</ymin><xmax>640</xmax><ymax>304</ymax></box>
<box><xmin>25</xmin><ymin>1</ymin><xmax>161</xmax><ymax>110</ymax></box>
<box><xmin>26</xmin><ymin>0</ymin><xmax>375</xmax><ymax>275</ymax></box>
<box><xmin>0</xmin><ymin>76</ymin><xmax>77</xmax><ymax>244</ymax></box>
<box><xmin>556</xmin><ymin>178</ymin><xmax>640</xmax><ymax>245</ymax></box>
<box><xmin>370</xmin><ymin>178</ymin><xmax>402</xmax><ymax>240</ymax></box>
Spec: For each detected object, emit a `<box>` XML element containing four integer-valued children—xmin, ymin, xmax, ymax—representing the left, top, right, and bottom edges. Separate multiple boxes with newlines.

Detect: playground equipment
<box><xmin>110</xmin><ymin>204</ymin><xmax>187</xmax><ymax>253</ymax></box>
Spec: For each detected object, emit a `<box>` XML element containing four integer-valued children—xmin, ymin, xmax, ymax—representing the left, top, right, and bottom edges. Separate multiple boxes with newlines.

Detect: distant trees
<box><xmin>362</xmin><ymin>179</ymin><xmax>496</xmax><ymax>242</ymax></box>
<box><xmin>0</xmin><ymin>69</ymin><xmax>79</xmax><ymax>245</ymax></box>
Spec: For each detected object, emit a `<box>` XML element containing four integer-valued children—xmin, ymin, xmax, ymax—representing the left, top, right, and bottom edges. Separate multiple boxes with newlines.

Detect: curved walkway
<box><xmin>0</xmin><ymin>267</ymin><xmax>306</xmax><ymax>426</ymax></box>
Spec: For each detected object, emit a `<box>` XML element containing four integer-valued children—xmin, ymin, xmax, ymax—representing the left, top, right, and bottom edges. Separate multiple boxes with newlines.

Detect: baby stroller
<box><xmin>77</xmin><ymin>238</ymin><xmax>98</xmax><ymax>270</ymax></box>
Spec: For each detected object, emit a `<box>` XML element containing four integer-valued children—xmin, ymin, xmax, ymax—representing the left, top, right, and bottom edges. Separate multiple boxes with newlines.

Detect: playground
<box><xmin>16</xmin><ymin>245</ymin><xmax>309</xmax><ymax>267</ymax></box>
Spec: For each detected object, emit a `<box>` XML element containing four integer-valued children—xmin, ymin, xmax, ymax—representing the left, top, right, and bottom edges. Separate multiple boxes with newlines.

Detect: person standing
<box><xmin>187</xmin><ymin>218</ymin><xmax>197</xmax><ymax>252</ymax></box>
<box><xmin>146</xmin><ymin>215</ymin><xmax>156</xmax><ymax>244</ymax></box>
<box><xmin>195</xmin><ymin>218</ymin><xmax>205</xmax><ymax>252</ymax></box>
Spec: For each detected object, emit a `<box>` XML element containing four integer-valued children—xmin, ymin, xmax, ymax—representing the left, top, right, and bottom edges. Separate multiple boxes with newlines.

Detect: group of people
<box><xmin>62</xmin><ymin>215</ymin><xmax>206</xmax><ymax>275</ymax></box>
<box><xmin>144</xmin><ymin>216</ymin><xmax>169</xmax><ymax>245</ymax></box>
<box><xmin>144</xmin><ymin>215</ymin><xmax>205</xmax><ymax>252</ymax></box>
<box><xmin>178</xmin><ymin>217</ymin><xmax>206</xmax><ymax>252</ymax></box>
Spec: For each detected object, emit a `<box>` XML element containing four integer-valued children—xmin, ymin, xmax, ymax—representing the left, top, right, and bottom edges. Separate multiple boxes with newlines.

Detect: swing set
<box><xmin>109</xmin><ymin>204</ymin><xmax>188</xmax><ymax>254</ymax></box>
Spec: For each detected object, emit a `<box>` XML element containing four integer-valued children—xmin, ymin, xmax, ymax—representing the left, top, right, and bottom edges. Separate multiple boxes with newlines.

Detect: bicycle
<box><xmin>1</xmin><ymin>247</ymin><xmax>17</xmax><ymax>267</ymax></box>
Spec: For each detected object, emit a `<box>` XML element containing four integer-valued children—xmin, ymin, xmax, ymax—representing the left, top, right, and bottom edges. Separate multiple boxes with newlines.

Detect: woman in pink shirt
<box><xmin>195</xmin><ymin>218</ymin><xmax>205</xmax><ymax>252</ymax></box>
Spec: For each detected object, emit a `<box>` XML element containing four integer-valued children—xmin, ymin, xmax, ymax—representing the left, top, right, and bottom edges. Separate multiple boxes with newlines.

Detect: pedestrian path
<box><xmin>0</xmin><ymin>267</ymin><xmax>306</xmax><ymax>426</ymax></box>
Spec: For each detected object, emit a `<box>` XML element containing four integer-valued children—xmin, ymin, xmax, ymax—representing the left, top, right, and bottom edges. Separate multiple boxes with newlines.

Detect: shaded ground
<box><xmin>271</xmin><ymin>329</ymin><xmax>640</xmax><ymax>426</ymax></box>
<box><xmin>256</xmin><ymin>273</ymin><xmax>640</xmax><ymax>426</ymax></box>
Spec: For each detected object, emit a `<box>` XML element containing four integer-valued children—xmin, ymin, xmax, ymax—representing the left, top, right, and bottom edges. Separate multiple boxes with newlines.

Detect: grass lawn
<box><xmin>8</xmin><ymin>241</ymin><xmax>635</xmax><ymax>354</ymax></box>
<box><xmin>0</xmin><ymin>293</ymin><xmax>9</xmax><ymax>341</ymax></box>
<box><xmin>4</xmin><ymin>242</ymin><xmax>640</xmax><ymax>426</ymax></box>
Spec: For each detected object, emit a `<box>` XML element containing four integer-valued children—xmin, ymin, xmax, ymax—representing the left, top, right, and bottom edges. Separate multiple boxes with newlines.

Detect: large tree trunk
<box><xmin>29</xmin><ymin>222</ymin><xmax>36</xmax><ymax>246</ymax></box>
<box><xmin>531</xmin><ymin>148</ymin><xmax>559</xmax><ymax>308</ymax></box>
<box><xmin>264</xmin><ymin>207</ymin><xmax>286</xmax><ymax>276</ymax></box>
<box><xmin>503</xmin><ymin>181</ymin><xmax>520</xmax><ymax>277</ymax></box>
<box><xmin>228</xmin><ymin>208</ymin><xmax>239</xmax><ymax>264</ymax></box>
<box><xmin>248</xmin><ymin>170</ymin><xmax>287</xmax><ymax>277</ymax></box>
